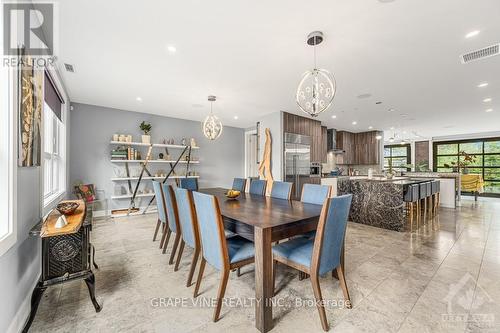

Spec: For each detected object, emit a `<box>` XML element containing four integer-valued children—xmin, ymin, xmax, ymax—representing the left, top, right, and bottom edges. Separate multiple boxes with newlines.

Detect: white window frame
<box><xmin>0</xmin><ymin>64</ymin><xmax>18</xmax><ymax>257</ymax></box>
<box><xmin>42</xmin><ymin>100</ymin><xmax>66</xmax><ymax>214</ymax></box>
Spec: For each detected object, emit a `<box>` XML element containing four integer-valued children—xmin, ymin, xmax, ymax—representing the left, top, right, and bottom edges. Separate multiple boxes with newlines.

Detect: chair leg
<box><xmin>310</xmin><ymin>273</ymin><xmax>329</xmax><ymax>331</ymax></box>
<box><xmin>159</xmin><ymin>226</ymin><xmax>168</xmax><ymax>249</ymax></box>
<box><xmin>194</xmin><ymin>258</ymin><xmax>206</xmax><ymax>297</ymax></box>
<box><xmin>272</xmin><ymin>260</ymin><xmax>277</xmax><ymax>296</ymax></box>
<box><xmin>169</xmin><ymin>233</ymin><xmax>181</xmax><ymax>265</ymax></box>
<box><xmin>162</xmin><ymin>229</ymin><xmax>172</xmax><ymax>254</ymax></box>
<box><xmin>153</xmin><ymin>219</ymin><xmax>161</xmax><ymax>241</ymax></box>
<box><xmin>174</xmin><ymin>240</ymin><xmax>185</xmax><ymax>271</ymax></box>
<box><xmin>236</xmin><ymin>268</ymin><xmax>241</xmax><ymax>277</ymax></box>
<box><xmin>336</xmin><ymin>265</ymin><xmax>352</xmax><ymax>309</ymax></box>
<box><xmin>186</xmin><ymin>248</ymin><xmax>200</xmax><ymax>287</ymax></box>
<box><xmin>213</xmin><ymin>269</ymin><xmax>230</xmax><ymax>322</ymax></box>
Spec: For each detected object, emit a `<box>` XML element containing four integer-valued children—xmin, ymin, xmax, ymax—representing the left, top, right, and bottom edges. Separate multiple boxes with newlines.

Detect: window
<box><xmin>434</xmin><ymin>138</ymin><xmax>500</xmax><ymax>196</ymax></box>
<box><xmin>384</xmin><ymin>144</ymin><xmax>411</xmax><ymax>172</ymax></box>
<box><xmin>43</xmin><ymin>72</ymin><xmax>66</xmax><ymax>208</ymax></box>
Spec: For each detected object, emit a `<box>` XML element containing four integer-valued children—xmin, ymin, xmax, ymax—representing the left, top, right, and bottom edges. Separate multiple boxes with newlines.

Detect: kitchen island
<box><xmin>335</xmin><ymin>177</ymin><xmax>434</xmax><ymax>231</ymax></box>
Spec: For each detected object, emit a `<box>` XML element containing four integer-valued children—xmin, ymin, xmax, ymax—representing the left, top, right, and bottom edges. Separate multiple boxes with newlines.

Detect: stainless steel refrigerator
<box><xmin>284</xmin><ymin>133</ymin><xmax>311</xmax><ymax>199</ymax></box>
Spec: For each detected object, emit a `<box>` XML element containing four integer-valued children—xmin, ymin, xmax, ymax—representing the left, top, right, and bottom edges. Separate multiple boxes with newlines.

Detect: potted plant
<box><xmin>140</xmin><ymin>121</ymin><xmax>152</xmax><ymax>144</ymax></box>
<box><xmin>443</xmin><ymin>151</ymin><xmax>476</xmax><ymax>174</ymax></box>
<box><xmin>385</xmin><ymin>158</ymin><xmax>395</xmax><ymax>179</ymax></box>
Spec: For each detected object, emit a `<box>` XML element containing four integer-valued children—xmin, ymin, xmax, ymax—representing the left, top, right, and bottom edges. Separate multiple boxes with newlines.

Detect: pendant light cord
<box><xmin>313</xmin><ymin>39</ymin><xmax>317</xmax><ymax>69</ymax></box>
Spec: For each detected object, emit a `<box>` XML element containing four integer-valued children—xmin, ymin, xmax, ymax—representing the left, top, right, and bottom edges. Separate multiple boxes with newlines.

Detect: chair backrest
<box><xmin>232</xmin><ymin>178</ymin><xmax>247</xmax><ymax>192</ymax></box>
<box><xmin>174</xmin><ymin>187</ymin><xmax>200</xmax><ymax>249</ymax></box>
<box><xmin>152</xmin><ymin>181</ymin><xmax>167</xmax><ymax>223</ymax></box>
<box><xmin>270</xmin><ymin>181</ymin><xmax>293</xmax><ymax>200</ymax></box>
<box><xmin>162</xmin><ymin>184</ymin><xmax>180</xmax><ymax>233</ymax></box>
<box><xmin>192</xmin><ymin>191</ymin><xmax>228</xmax><ymax>271</ymax></box>
<box><xmin>312</xmin><ymin>194</ymin><xmax>353</xmax><ymax>276</ymax></box>
<box><xmin>249</xmin><ymin>179</ymin><xmax>267</xmax><ymax>196</ymax></box>
<box><xmin>419</xmin><ymin>182</ymin><xmax>428</xmax><ymax>199</ymax></box>
<box><xmin>301</xmin><ymin>184</ymin><xmax>330</xmax><ymax>205</ymax></box>
<box><xmin>179</xmin><ymin>178</ymin><xmax>198</xmax><ymax>191</ymax></box>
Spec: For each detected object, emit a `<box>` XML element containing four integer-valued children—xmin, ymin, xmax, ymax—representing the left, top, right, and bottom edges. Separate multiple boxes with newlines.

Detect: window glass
<box><xmin>437</xmin><ymin>144</ymin><xmax>458</xmax><ymax>155</ymax></box>
<box><xmin>437</xmin><ymin>156</ymin><xmax>457</xmax><ymax>167</ymax></box>
<box><xmin>459</xmin><ymin>142</ymin><xmax>482</xmax><ymax>154</ymax></box>
<box><xmin>484</xmin><ymin>141</ymin><xmax>500</xmax><ymax>153</ymax></box>
<box><xmin>43</xmin><ymin>101</ymin><xmax>65</xmax><ymax>205</ymax></box>
<box><xmin>484</xmin><ymin>155</ymin><xmax>500</xmax><ymax>167</ymax></box>
<box><xmin>484</xmin><ymin>181</ymin><xmax>500</xmax><ymax>194</ymax></box>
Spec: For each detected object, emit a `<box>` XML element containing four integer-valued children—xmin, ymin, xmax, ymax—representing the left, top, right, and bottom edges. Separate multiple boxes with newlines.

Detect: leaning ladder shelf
<box><xmin>109</xmin><ymin>141</ymin><xmax>199</xmax><ymax>216</ymax></box>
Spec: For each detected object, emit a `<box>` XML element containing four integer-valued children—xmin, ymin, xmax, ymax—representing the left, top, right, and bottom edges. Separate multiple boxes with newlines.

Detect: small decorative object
<box><xmin>181</xmin><ymin>137</ymin><xmax>187</xmax><ymax>146</ymax></box>
<box><xmin>126</xmin><ymin>135</ymin><xmax>132</xmax><ymax>143</ymax></box>
<box><xmin>385</xmin><ymin>158</ymin><xmax>395</xmax><ymax>179</ymax></box>
<box><xmin>119</xmin><ymin>134</ymin><xmax>126</xmax><ymax>142</ymax></box>
<box><xmin>168</xmin><ymin>138</ymin><xmax>174</xmax><ymax>145</ymax></box>
<box><xmin>190</xmin><ymin>138</ymin><xmax>197</xmax><ymax>147</ymax></box>
<box><xmin>258</xmin><ymin>128</ymin><xmax>274</xmax><ymax>195</ymax></box>
<box><xmin>164</xmin><ymin>154</ymin><xmax>170</xmax><ymax>161</ymax></box>
<box><xmin>54</xmin><ymin>215</ymin><xmax>68</xmax><ymax>229</ymax></box>
<box><xmin>202</xmin><ymin>95</ymin><xmax>223</xmax><ymax>140</ymax></box>
<box><xmin>296</xmin><ymin>31</ymin><xmax>336</xmax><ymax>118</ymax></box>
<box><xmin>225</xmin><ymin>190</ymin><xmax>240</xmax><ymax>200</ymax></box>
<box><xmin>113</xmin><ymin>134</ymin><xmax>119</xmax><ymax>141</ymax></box>
<box><xmin>56</xmin><ymin>202</ymin><xmax>79</xmax><ymax>216</ymax></box>
<box><xmin>140</xmin><ymin>121</ymin><xmax>152</xmax><ymax>144</ymax></box>
<box><xmin>159</xmin><ymin>153</ymin><xmax>164</xmax><ymax>159</ymax></box>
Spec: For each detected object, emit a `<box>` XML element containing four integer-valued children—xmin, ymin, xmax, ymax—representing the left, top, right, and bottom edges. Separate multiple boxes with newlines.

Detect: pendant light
<box><xmin>296</xmin><ymin>31</ymin><xmax>336</xmax><ymax>117</ymax></box>
<box><xmin>202</xmin><ymin>95</ymin><xmax>223</xmax><ymax>140</ymax></box>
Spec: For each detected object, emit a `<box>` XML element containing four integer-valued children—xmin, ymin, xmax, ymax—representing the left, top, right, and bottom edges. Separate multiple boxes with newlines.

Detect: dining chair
<box><xmin>301</xmin><ymin>183</ymin><xmax>331</xmax><ymax>205</ymax></box>
<box><xmin>270</xmin><ymin>181</ymin><xmax>293</xmax><ymax>200</ymax></box>
<box><xmin>272</xmin><ymin>194</ymin><xmax>353</xmax><ymax>331</ymax></box>
<box><xmin>162</xmin><ymin>184</ymin><xmax>182</xmax><ymax>265</ymax></box>
<box><xmin>232</xmin><ymin>178</ymin><xmax>247</xmax><ymax>192</ymax></box>
<box><xmin>179</xmin><ymin>177</ymin><xmax>198</xmax><ymax>191</ymax></box>
<box><xmin>249</xmin><ymin>179</ymin><xmax>267</xmax><ymax>196</ymax></box>
<box><xmin>152</xmin><ymin>181</ymin><xmax>169</xmax><ymax>246</ymax></box>
<box><xmin>192</xmin><ymin>191</ymin><xmax>255</xmax><ymax>322</ymax></box>
<box><xmin>174</xmin><ymin>188</ymin><xmax>202</xmax><ymax>285</ymax></box>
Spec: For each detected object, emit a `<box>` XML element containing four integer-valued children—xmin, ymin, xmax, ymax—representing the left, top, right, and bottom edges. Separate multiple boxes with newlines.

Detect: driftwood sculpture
<box><xmin>258</xmin><ymin>128</ymin><xmax>274</xmax><ymax>195</ymax></box>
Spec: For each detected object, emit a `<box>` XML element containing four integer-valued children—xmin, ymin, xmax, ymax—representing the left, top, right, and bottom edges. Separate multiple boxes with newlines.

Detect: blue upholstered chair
<box><xmin>273</xmin><ymin>194</ymin><xmax>353</xmax><ymax>331</ymax></box>
<box><xmin>249</xmin><ymin>179</ymin><xmax>267</xmax><ymax>196</ymax></box>
<box><xmin>179</xmin><ymin>177</ymin><xmax>198</xmax><ymax>191</ymax></box>
<box><xmin>301</xmin><ymin>184</ymin><xmax>331</xmax><ymax>205</ymax></box>
<box><xmin>162</xmin><ymin>184</ymin><xmax>182</xmax><ymax>266</ymax></box>
<box><xmin>270</xmin><ymin>181</ymin><xmax>293</xmax><ymax>200</ymax></box>
<box><xmin>192</xmin><ymin>191</ymin><xmax>255</xmax><ymax>322</ymax></box>
<box><xmin>174</xmin><ymin>188</ymin><xmax>202</xmax><ymax>285</ymax></box>
<box><xmin>232</xmin><ymin>178</ymin><xmax>247</xmax><ymax>192</ymax></box>
<box><xmin>152</xmin><ymin>181</ymin><xmax>168</xmax><ymax>245</ymax></box>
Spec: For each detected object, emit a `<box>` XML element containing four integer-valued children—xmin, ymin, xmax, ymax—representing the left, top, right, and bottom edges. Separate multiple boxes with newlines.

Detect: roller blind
<box><xmin>44</xmin><ymin>72</ymin><xmax>64</xmax><ymax>120</ymax></box>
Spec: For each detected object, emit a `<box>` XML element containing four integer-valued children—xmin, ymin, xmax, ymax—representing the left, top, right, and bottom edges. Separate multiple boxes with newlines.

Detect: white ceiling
<box><xmin>57</xmin><ymin>0</ymin><xmax>500</xmax><ymax>138</ymax></box>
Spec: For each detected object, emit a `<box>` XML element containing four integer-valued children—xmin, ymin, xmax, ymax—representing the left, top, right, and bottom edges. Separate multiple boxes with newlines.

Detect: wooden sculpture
<box><xmin>258</xmin><ymin>128</ymin><xmax>274</xmax><ymax>195</ymax></box>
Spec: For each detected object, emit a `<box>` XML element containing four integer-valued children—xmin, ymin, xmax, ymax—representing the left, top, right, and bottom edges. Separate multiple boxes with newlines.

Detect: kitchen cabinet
<box><xmin>321</xmin><ymin>126</ymin><xmax>327</xmax><ymax>163</ymax></box>
<box><xmin>336</xmin><ymin>130</ymin><xmax>381</xmax><ymax>165</ymax></box>
<box><xmin>283</xmin><ymin>112</ymin><xmax>323</xmax><ymax>162</ymax></box>
<box><xmin>336</xmin><ymin>131</ymin><xmax>356</xmax><ymax>164</ymax></box>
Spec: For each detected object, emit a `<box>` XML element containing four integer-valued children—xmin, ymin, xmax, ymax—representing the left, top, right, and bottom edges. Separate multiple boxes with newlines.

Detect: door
<box><xmin>245</xmin><ymin>131</ymin><xmax>258</xmax><ymax>178</ymax></box>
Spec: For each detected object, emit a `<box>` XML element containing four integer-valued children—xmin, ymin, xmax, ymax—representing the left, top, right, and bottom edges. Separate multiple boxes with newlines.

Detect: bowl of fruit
<box><xmin>225</xmin><ymin>189</ymin><xmax>241</xmax><ymax>200</ymax></box>
<box><xmin>56</xmin><ymin>202</ymin><xmax>79</xmax><ymax>215</ymax></box>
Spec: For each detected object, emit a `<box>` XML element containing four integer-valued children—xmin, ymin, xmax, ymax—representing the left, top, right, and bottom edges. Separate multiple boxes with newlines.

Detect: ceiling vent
<box><xmin>461</xmin><ymin>43</ymin><xmax>499</xmax><ymax>64</ymax></box>
<box><xmin>64</xmin><ymin>63</ymin><xmax>75</xmax><ymax>72</ymax></box>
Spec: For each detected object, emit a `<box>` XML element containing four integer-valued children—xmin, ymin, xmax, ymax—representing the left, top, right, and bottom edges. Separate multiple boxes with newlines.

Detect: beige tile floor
<box><xmin>30</xmin><ymin>197</ymin><xmax>500</xmax><ymax>332</ymax></box>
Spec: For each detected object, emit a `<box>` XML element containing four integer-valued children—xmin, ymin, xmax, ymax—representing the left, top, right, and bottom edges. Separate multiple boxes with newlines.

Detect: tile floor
<box><xmin>31</xmin><ymin>197</ymin><xmax>500</xmax><ymax>332</ymax></box>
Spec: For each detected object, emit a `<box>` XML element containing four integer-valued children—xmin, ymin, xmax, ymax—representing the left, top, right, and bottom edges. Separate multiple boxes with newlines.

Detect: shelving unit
<box><xmin>109</xmin><ymin>140</ymin><xmax>200</xmax><ymax>216</ymax></box>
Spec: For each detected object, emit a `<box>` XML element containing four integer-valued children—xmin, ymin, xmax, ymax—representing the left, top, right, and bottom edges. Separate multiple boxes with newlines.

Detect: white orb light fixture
<box><xmin>202</xmin><ymin>95</ymin><xmax>223</xmax><ymax>140</ymax></box>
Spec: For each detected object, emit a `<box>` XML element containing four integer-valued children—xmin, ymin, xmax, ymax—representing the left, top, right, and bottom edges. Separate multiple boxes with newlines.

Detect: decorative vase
<box><xmin>141</xmin><ymin>135</ymin><xmax>151</xmax><ymax>144</ymax></box>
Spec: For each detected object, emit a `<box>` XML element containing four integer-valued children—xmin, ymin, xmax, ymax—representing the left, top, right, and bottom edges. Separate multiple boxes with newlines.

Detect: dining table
<box><xmin>198</xmin><ymin>188</ymin><xmax>324</xmax><ymax>332</ymax></box>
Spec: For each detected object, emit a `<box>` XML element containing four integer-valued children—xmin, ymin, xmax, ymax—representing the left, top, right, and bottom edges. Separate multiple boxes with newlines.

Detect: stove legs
<box><xmin>22</xmin><ymin>281</ymin><xmax>46</xmax><ymax>333</ymax></box>
<box><xmin>84</xmin><ymin>272</ymin><xmax>102</xmax><ymax>312</ymax></box>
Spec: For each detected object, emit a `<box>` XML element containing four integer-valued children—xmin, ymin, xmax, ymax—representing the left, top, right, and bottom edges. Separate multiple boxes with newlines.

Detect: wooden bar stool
<box><xmin>418</xmin><ymin>182</ymin><xmax>429</xmax><ymax>224</ymax></box>
<box><xmin>404</xmin><ymin>184</ymin><xmax>419</xmax><ymax>231</ymax></box>
<box><xmin>425</xmin><ymin>182</ymin><xmax>433</xmax><ymax>219</ymax></box>
<box><xmin>431</xmin><ymin>180</ymin><xmax>440</xmax><ymax>216</ymax></box>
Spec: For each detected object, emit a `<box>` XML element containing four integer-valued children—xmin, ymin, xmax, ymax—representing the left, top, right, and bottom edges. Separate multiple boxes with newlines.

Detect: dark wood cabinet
<box><xmin>336</xmin><ymin>130</ymin><xmax>381</xmax><ymax>165</ymax></box>
<box><xmin>283</xmin><ymin>112</ymin><xmax>323</xmax><ymax>162</ymax></box>
<box><xmin>321</xmin><ymin>126</ymin><xmax>327</xmax><ymax>163</ymax></box>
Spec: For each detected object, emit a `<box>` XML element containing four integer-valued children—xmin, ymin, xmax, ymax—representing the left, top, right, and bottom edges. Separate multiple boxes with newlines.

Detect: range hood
<box><xmin>327</xmin><ymin>129</ymin><xmax>344</xmax><ymax>154</ymax></box>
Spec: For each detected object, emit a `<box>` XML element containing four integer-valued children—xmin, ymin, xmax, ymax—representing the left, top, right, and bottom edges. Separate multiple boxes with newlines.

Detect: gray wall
<box><xmin>70</xmin><ymin>103</ymin><xmax>245</xmax><ymax>211</ymax></box>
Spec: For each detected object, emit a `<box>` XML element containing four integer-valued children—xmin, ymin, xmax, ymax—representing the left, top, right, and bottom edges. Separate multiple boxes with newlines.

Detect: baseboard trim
<box><xmin>7</xmin><ymin>276</ymin><xmax>39</xmax><ymax>333</ymax></box>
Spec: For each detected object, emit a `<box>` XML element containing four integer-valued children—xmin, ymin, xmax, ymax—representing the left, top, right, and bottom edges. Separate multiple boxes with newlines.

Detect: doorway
<box><xmin>245</xmin><ymin>130</ymin><xmax>258</xmax><ymax>178</ymax></box>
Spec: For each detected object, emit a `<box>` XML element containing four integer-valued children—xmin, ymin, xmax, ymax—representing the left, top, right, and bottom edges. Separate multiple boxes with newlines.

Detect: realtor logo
<box><xmin>2</xmin><ymin>2</ymin><xmax>54</xmax><ymax>55</ymax></box>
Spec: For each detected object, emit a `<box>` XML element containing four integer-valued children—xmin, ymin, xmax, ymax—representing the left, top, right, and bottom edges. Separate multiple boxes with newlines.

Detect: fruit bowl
<box><xmin>56</xmin><ymin>202</ymin><xmax>79</xmax><ymax>215</ymax></box>
<box><xmin>225</xmin><ymin>190</ymin><xmax>241</xmax><ymax>200</ymax></box>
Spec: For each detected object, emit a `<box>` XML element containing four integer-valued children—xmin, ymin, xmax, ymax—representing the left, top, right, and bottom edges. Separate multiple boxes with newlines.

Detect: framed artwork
<box><xmin>18</xmin><ymin>55</ymin><xmax>43</xmax><ymax>167</ymax></box>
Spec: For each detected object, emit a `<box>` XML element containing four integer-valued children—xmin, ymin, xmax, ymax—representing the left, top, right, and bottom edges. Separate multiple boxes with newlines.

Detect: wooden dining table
<box><xmin>198</xmin><ymin>188</ymin><xmax>323</xmax><ymax>333</ymax></box>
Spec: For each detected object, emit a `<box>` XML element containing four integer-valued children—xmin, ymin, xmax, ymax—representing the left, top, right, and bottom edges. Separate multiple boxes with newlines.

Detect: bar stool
<box><xmin>425</xmin><ymin>181</ymin><xmax>433</xmax><ymax>219</ymax></box>
<box><xmin>404</xmin><ymin>184</ymin><xmax>419</xmax><ymax>231</ymax></box>
<box><xmin>418</xmin><ymin>182</ymin><xmax>429</xmax><ymax>224</ymax></box>
<box><xmin>431</xmin><ymin>180</ymin><xmax>440</xmax><ymax>216</ymax></box>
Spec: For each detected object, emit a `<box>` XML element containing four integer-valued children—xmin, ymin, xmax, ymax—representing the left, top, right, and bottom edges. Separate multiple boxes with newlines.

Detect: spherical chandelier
<box><xmin>296</xmin><ymin>31</ymin><xmax>336</xmax><ymax>117</ymax></box>
<box><xmin>202</xmin><ymin>95</ymin><xmax>223</xmax><ymax>140</ymax></box>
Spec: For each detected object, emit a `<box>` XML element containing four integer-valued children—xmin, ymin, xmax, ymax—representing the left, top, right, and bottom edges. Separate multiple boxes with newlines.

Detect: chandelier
<box><xmin>296</xmin><ymin>31</ymin><xmax>336</xmax><ymax>117</ymax></box>
<box><xmin>202</xmin><ymin>95</ymin><xmax>223</xmax><ymax>140</ymax></box>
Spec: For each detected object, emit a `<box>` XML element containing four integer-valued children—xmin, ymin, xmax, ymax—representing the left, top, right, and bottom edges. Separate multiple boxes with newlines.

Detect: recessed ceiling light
<box><xmin>357</xmin><ymin>93</ymin><xmax>372</xmax><ymax>99</ymax></box>
<box><xmin>400</xmin><ymin>113</ymin><xmax>408</xmax><ymax>117</ymax></box>
<box><xmin>390</xmin><ymin>126</ymin><xmax>395</xmax><ymax>130</ymax></box>
<box><xmin>465</xmin><ymin>30</ymin><xmax>480</xmax><ymax>39</ymax></box>
<box><xmin>375</xmin><ymin>135</ymin><xmax>382</xmax><ymax>140</ymax></box>
<box><xmin>352</xmin><ymin>121</ymin><xmax>357</xmax><ymax>125</ymax></box>
<box><xmin>483</xmin><ymin>98</ymin><xmax>492</xmax><ymax>102</ymax></box>
<box><xmin>388</xmin><ymin>108</ymin><xmax>395</xmax><ymax>113</ymax></box>
<box><xmin>233</xmin><ymin>116</ymin><xmax>239</xmax><ymax>120</ymax></box>
<box><xmin>485</xmin><ymin>108</ymin><xmax>493</xmax><ymax>112</ymax></box>
<box><xmin>331</xmin><ymin>115</ymin><xmax>337</xmax><ymax>119</ymax></box>
<box><xmin>477</xmin><ymin>82</ymin><xmax>488</xmax><ymax>88</ymax></box>
<box><xmin>136</xmin><ymin>97</ymin><xmax>142</xmax><ymax>102</ymax></box>
<box><xmin>368</xmin><ymin>126</ymin><xmax>373</xmax><ymax>129</ymax></box>
<box><xmin>388</xmin><ymin>137</ymin><xmax>395</xmax><ymax>143</ymax></box>
<box><xmin>166</xmin><ymin>45</ymin><xmax>177</xmax><ymax>53</ymax></box>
